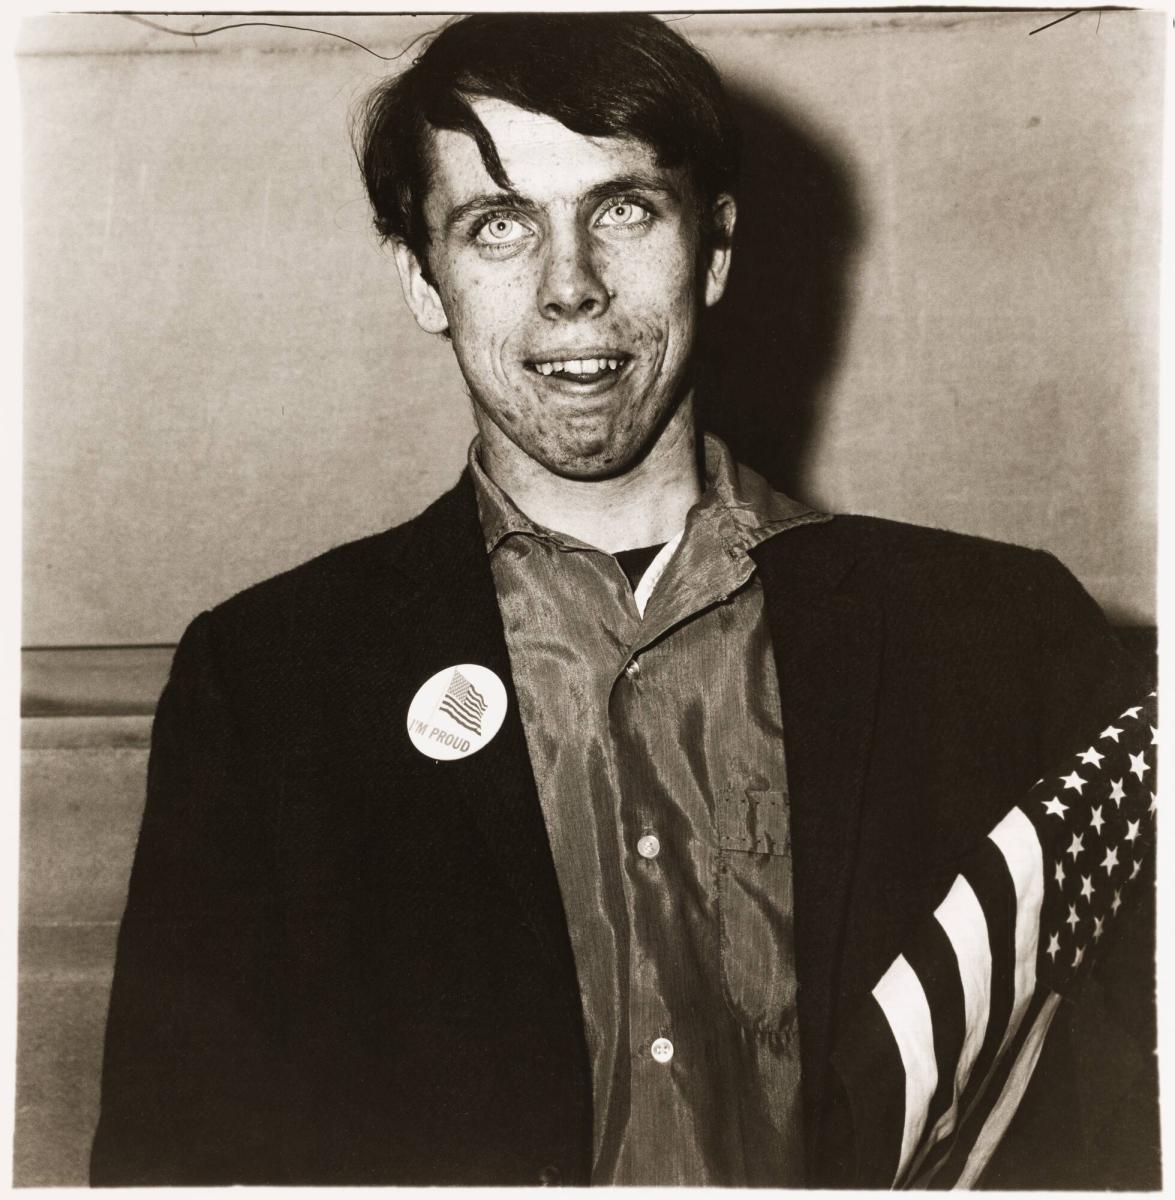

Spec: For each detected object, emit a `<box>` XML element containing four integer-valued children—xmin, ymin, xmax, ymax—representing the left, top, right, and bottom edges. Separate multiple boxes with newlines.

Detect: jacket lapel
<box><xmin>751</xmin><ymin>528</ymin><xmax>883</xmax><ymax>1162</ymax></box>
<box><xmin>386</xmin><ymin>475</ymin><xmax>582</xmax><ymax>982</ymax></box>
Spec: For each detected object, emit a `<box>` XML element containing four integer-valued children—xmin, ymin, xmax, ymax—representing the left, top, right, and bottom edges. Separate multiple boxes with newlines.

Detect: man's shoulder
<box><xmin>765</xmin><ymin>512</ymin><xmax>1125</xmax><ymax>675</ymax></box>
<box><xmin>200</xmin><ymin>474</ymin><xmax>479</xmax><ymax>641</ymax></box>
<box><xmin>774</xmin><ymin>510</ymin><xmax>1076</xmax><ymax>600</ymax></box>
<box><xmin>803</xmin><ymin>511</ymin><xmax>1053</xmax><ymax>564</ymax></box>
<box><xmin>225</xmin><ymin>475</ymin><xmax>472</xmax><ymax>604</ymax></box>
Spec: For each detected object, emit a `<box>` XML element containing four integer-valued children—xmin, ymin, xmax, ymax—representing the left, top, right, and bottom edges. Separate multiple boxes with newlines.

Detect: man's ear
<box><xmin>391</xmin><ymin>240</ymin><xmax>450</xmax><ymax>335</ymax></box>
<box><xmin>703</xmin><ymin>194</ymin><xmax>737</xmax><ymax>308</ymax></box>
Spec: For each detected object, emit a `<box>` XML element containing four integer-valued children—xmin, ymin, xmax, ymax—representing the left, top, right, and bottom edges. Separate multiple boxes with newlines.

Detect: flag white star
<box><xmin>1151</xmin><ymin>726</ymin><xmax>1159</xmax><ymax>746</ymax></box>
<box><xmin>1129</xmin><ymin>752</ymin><xmax>1150</xmax><ymax>781</ymax></box>
<box><xmin>1089</xmin><ymin>806</ymin><xmax>1105</xmax><ymax>834</ymax></box>
<box><xmin>1130</xmin><ymin>859</ymin><xmax>1142</xmax><ymax>879</ymax></box>
<box><xmin>1079</xmin><ymin>746</ymin><xmax>1105</xmax><ymax>767</ymax></box>
<box><xmin>1046</xmin><ymin>932</ymin><xmax>1061</xmax><ymax>961</ymax></box>
<box><xmin>1061</xmin><ymin>771</ymin><xmax>1086</xmax><ymax>794</ymax></box>
<box><xmin>1042</xmin><ymin>796</ymin><xmax>1069</xmax><ymax>818</ymax></box>
<box><xmin>1111</xmin><ymin>889</ymin><xmax>1122</xmax><ymax>915</ymax></box>
<box><xmin>1072</xmin><ymin>945</ymin><xmax>1085</xmax><ymax>968</ymax></box>
<box><xmin>1109</xmin><ymin>779</ymin><xmax>1126</xmax><ymax>806</ymax></box>
<box><xmin>1101</xmin><ymin>725</ymin><xmax>1123</xmax><ymax>743</ymax></box>
<box><xmin>1120</xmin><ymin>706</ymin><xmax>1142</xmax><ymax>720</ymax></box>
<box><xmin>1149</xmin><ymin>792</ymin><xmax>1158</xmax><ymax>814</ymax></box>
<box><xmin>1080</xmin><ymin>875</ymin><xmax>1095</xmax><ymax>902</ymax></box>
<box><xmin>1066</xmin><ymin>904</ymin><xmax>1080</xmax><ymax>932</ymax></box>
<box><xmin>1125</xmin><ymin>819</ymin><xmax>1141</xmax><ymax>843</ymax></box>
<box><xmin>1066</xmin><ymin>832</ymin><xmax>1084</xmax><ymax>861</ymax></box>
<box><xmin>1100</xmin><ymin>846</ymin><xmax>1119</xmax><ymax>876</ymax></box>
<box><xmin>1054</xmin><ymin>859</ymin><xmax>1066</xmax><ymax>887</ymax></box>
<box><xmin>1093</xmin><ymin>916</ymin><xmax>1105</xmax><ymax>942</ymax></box>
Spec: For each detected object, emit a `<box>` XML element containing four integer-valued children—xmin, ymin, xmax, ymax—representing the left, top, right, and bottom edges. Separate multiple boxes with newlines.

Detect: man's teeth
<box><xmin>532</xmin><ymin>358</ymin><xmax>622</xmax><ymax>377</ymax></box>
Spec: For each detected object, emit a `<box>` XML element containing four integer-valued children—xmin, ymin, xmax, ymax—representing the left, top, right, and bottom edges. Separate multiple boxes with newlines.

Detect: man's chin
<box><xmin>537</xmin><ymin>439</ymin><xmax>646</xmax><ymax>483</ymax></box>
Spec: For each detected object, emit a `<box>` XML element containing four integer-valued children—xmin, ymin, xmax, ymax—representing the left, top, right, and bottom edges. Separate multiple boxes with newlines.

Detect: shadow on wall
<box><xmin>698</xmin><ymin>87</ymin><xmax>863</xmax><ymax>502</ymax></box>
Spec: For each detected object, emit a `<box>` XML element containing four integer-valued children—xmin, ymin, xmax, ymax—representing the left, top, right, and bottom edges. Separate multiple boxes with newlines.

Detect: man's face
<box><xmin>394</xmin><ymin>98</ymin><xmax>734</xmax><ymax>481</ymax></box>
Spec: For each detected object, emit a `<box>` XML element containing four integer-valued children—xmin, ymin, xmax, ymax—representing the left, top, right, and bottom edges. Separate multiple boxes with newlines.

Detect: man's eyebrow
<box><xmin>443</xmin><ymin>191</ymin><xmax>536</xmax><ymax>237</ymax></box>
<box><xmin>580</xmin><ymin>172</ymin><xmax>683</xmax><ymax>209</ymax></box>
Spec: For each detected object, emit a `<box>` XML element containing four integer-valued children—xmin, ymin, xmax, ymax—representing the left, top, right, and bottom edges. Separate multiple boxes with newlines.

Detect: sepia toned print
<box><xmin>19</xmin><ymin>9</ymin><xmax>1160</xmax><ymax>1187</ymax></box>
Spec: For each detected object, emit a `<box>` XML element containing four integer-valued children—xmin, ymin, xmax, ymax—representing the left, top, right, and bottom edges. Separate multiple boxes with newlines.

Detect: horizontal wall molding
<box><xmin>22</xmin><ymin>715</ymin><xmax>154</xmax><ymax>750</ymax></box>
<box><xmin>22</xmin><ymin>646</ymin><xmax>174</xmax><ymax>719</ymax></box>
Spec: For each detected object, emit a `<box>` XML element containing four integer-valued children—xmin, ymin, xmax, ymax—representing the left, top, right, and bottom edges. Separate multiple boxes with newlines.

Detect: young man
<box><xmin>91</xmin><ymin>14</ymin><xmax>1155</xmax><ymax>1188</ymax></box>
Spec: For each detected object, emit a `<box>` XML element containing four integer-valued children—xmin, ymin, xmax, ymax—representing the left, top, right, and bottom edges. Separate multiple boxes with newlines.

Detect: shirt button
<box><xmin>651</xmin><ymin>1037</ymin><xmax>674</xmax><ymax>1064</ymax></box>
<box><xmin>637</xmin><ymin>833</ymin><xmax>661</xmax><ymax>859</ymax></box>
<box><xmin>623</xmin><ymin>658</ymin><xmax>641</xmax><ymax>680</ymax></box>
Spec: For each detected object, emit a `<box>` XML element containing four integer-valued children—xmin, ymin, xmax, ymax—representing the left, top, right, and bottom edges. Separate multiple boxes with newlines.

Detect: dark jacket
<box><xmin>90</xmin><ymin>474</ymin><xmax>1154</xmax><ymax>1187</ymax></box>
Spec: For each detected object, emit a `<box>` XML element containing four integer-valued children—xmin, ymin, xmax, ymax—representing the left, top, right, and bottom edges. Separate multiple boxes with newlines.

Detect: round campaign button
<box><xmin>406</xmin><ymin>664</ymin><xmax>508</xmax><ymax>761</ymax></box>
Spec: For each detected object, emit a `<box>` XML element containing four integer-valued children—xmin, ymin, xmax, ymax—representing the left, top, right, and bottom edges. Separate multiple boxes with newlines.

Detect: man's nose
<box><xmin>537</xmin><ymin>228</ymin><xmax>610</xmax><ymax>320</ymax></box>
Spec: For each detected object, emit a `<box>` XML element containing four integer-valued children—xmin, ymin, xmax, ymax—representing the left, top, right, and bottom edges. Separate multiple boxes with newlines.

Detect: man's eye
<box><xmin>597</xmin><ymin>201</ymin><xmax>651</xmax><ymax>228</ymax></box>
<box><xmin>474</xmin><ymin>216</ymin><xmax>530</xmax><ymax>246</ymax></box>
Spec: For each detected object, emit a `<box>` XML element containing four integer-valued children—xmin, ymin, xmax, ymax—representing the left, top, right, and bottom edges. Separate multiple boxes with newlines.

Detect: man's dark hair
<box><xmin>356</xmin><ymin>13</ymin><xmax>740</xmax><ymax>275</ymax></box>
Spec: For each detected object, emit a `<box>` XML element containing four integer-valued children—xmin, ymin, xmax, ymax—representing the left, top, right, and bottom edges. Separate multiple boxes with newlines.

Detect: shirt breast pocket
<box><xmin>716</xmin><ymin>787</ymin><xmax>800</xmax><ymax>1034</ymax></box>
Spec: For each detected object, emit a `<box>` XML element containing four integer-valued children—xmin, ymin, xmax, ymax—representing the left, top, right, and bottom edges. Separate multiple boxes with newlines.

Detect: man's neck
<box><xmin>477</xmin><ymin>401</ymin><xmax>703</xmax><ymax>553</ymax></box>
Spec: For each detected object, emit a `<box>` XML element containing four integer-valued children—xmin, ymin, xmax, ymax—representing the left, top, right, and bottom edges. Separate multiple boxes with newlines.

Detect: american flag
<box><xmin>438</xmin><ymin>669</ymin><xmax>489</xmax><ymax>736</ymax></box>
<box><xmin>833</xmin><ymin>695</ymin><xmax>1157</xmax><ymax>1188</ymax></box>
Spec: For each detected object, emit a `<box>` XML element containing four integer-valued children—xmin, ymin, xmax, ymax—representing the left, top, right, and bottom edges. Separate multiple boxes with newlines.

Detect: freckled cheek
<box><xmin>450</xmin><ymin>297</ymin><xmax>525</xmax><ymax>379</ymax></box>
<box><xmin>621</xmin><ymin>258</ymin><xmax>696</xmax><ymax>333</ymax></box>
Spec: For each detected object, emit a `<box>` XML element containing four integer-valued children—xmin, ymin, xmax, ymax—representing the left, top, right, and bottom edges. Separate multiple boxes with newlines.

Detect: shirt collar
<box><xmin>468</xmin><ymin>432</ymin><xmax>825</xmax><ymax>556</ymax></box>
<box><xmin>688</xmin><ymin>434</ymin><xmax>825</xmax><ymax>557</ymax></box>
<box><xmin>468</xmin><ymin>440</ymin><xmax>594</xmax><ymax>554</ymax></box>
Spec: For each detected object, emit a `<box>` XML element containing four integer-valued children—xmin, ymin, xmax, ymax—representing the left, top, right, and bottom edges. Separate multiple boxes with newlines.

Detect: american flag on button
<box><xmin>832</xmin><ymin>694</ymin><xmax>1157</xmax><ymax>1189</ymax></box>
<box><xmin>438</xmin><ymin>669</ymin><xmax>489</xmax><ymax>736</ymax></box>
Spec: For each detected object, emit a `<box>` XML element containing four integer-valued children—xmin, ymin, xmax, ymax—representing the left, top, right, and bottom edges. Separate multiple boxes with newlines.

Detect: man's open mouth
<box><xmin>526</xmin><ymin>354</ymin><xmax>630</xmax><ymax>384</ymax></box>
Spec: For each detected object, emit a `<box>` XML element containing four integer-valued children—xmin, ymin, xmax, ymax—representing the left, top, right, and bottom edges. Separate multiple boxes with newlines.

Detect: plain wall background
<box><xmin>22</xmin><ymin>10</ymin><xmax>1162</xmax><ymax>643</ymax></box>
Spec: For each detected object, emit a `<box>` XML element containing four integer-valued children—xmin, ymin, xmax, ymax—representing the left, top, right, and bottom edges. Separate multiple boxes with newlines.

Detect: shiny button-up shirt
<box><xmin>470</xmin><ymin>434</ymin><xmax>831</xmax><ymax>1185</ymax></box>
